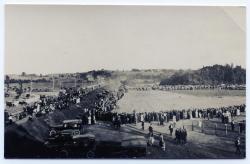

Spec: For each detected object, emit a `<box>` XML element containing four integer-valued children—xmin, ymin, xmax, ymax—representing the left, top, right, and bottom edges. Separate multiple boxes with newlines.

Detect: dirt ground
<box><xmin>121</xmin><ymin>116</ymin><xmax>245</xmax><ymax>159</ymax></box>
<box><xmin>116</xmin><ymin>90</ymin><xmax>245</xmax><ymax>113</ymax></box>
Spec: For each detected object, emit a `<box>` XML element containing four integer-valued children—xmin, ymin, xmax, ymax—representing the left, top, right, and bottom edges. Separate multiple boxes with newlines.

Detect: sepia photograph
<box><xmin>3</xmin><ymin>4</ymin><xmax>246</xmax><ymax>159</ymax></box>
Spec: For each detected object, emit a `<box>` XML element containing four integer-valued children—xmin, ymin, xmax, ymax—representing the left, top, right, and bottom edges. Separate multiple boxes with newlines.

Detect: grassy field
<box><xmin>116</xmin><ymin>90</ymin><xmax>245</xmax><ymax>113</ymax></box>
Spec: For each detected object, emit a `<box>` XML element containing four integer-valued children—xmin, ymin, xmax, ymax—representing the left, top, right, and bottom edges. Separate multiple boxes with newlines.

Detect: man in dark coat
<box><xmin>141</xmin><ymin>121</ymin><xmax>145</xmax><ymax>130</ymax></box>
<box><xmin>149</xmin><ymin>123</ymin><xmax>153</xmax><ymax>136</ymax></box>
<box><xmin>169</xmin><ymin>123</ymin><xmax>174</xmax><ymax>136</ymax></box>
<box><xmin>231</xmin><ymin>120</ymin><xmax>235</xmax><ymax>131</ymax></box>
<box><xmin>183</xmin><ymin>127</ymin><xmax>187</xmax><ymax>144</ymax></box>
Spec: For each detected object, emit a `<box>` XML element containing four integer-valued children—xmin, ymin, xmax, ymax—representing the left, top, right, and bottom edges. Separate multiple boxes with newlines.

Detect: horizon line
<box><xmin>5</xmin><ymin>63</ymin><xmax>246</xmax><ymax>76</ymax></box>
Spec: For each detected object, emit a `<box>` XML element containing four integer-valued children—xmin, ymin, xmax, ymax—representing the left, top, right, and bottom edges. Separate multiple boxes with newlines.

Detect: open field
<box><xmin>116</xmin><ymin>90</ymin><xmax>245</xmax><ymax>113</ymax></box>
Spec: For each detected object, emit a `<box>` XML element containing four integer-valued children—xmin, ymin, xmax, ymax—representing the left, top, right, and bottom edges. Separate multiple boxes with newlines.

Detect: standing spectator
<box><xmin>183</xmin><ymin>127</ymin><xmax>187</xmax><ymax>144</ymax></box>
<box><xmin>173</xmin><ymin>115</ymin><xmax>176</xmax><ymax>127</ymax></box>
<box><xmin>235</xmin><ymin>137</ymin><xmax>241</xmax><ymax>155</ymax></box>
<box><xmin>175</xmin><ymin>128</ymin><xmax>180</xmax><ymax>144</ymax></box>
<box><xmin>236</xmin><ymin>108</ymin><xmax>240</xmax><ymax>116</ymax></box>
<box><xmin>231</xmin><ymin>120</ymin><xmax>235</xmax><ymax>131</ymax></box>
<box><xmin>239</xmin><ymin>122</ymin><xmax>244</xmax><ymax>134</ymax></box>
<box><xmin>141</xmin><ymin>121</ymin><xmax>144</xmax><ymax>130</ymax></box>
<box><xmin>92</xmin><ymin>114</ymin><xmax>96</xmax><ymax>124</ymax></box>
<box><xmin>8</xmin><ymin>114</ymin><xmax>13</xmax><ymax>124</ymax></box>
<box><xmin>169</xmin><ymin>123</ymin><xmax>174</xmax><ymax>136</ymax></box>
<box><xmin>159</xmin><ymin>134</ymin><xmax>166</xmax><ymax>151</ymax></box>
<box><xmin>149</xmin><ymin>123</ymin><xmax>154</xmax><ymax>136</ymax></box>
<box><xmin>88</xmin><ymin>114</ymin><xmax>92</xmax><ymax>125</ymax></box>
<box><xmin>148</xmin><ymin>132</ymin><xmax>155</xmax><ymax>146</ymax></box>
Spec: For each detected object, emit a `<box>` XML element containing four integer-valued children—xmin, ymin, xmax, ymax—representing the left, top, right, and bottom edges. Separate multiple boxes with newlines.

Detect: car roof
<box><xmin>73</xmin><ymin>133</ymin><xmax>95</xmax><ymax>139</ymax></box>
<box><xmin>63</xmin><ymin>119</ymin><xmax>82</xmax><ymax>124</ymax></box>
<box><xmin>50</xmin><ymin>124</ymin><xmax>63</xmax><ymax>128</ymax></box>
<box><xmin>61</xmin><ymin>129</ymin><xmax>75</xmax><ymax>133</ymax></box>
<box><xmin>122</xmin><ymin>138</ymin><xmax>147</xmax><ymax>147</ymax></box>
<box><xmin>121</xmin><ymin>135</ymin><xmax>147</xmax><ymax>147</ymax></box>
<box><xmin>122</xmin><ymin>135</ymin><xmax>145</xmax><ymax>141</ymax></box>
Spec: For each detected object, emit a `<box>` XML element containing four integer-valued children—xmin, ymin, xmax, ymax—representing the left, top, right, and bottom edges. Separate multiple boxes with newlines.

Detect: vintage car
<box><xmin>95</xmin><ymin>135</ymin><xmax>147</xmax><ymax>158</ymax></box>
<box><xmin>45</xmin><ymin>133</ymin><xmax>96</xmax><ymax>158</ymax></box>
<box><xmin>120</xmin><ymin>135</ymin><xmax>147</xmax><ymax>158</ymax></box>
<box><xmin>48</xmin><ymin>119</ymin><xmax>82</xmax><ymax>137</ymax></box>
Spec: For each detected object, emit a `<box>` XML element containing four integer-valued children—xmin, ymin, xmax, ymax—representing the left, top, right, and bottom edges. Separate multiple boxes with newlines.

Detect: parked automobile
<box><xmin>95</xmin><ymin>135</ymin><xmax>147</xmax><ymax>158</ymax></box>
<box><xmin>45</xmin><ymin>133</ymin><xmax>96</xmax><ymax>158</ymax></box>
<box><xmin>49</xmin><ymin>119</ymin><xmax>82</xmax><ymax>137</ymax></box>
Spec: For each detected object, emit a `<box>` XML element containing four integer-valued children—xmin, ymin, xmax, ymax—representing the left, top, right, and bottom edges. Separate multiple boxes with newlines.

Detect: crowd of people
<box><xmin>129</xmin><ymin>84</ymin><xmax>246</xmax><ymax>91</ymax></box>
<box><xmin>6</xmin><ymin>84</ymin><xmax>127</xmax><ymax>125</ymax></box>
<box><xmin>94</xmin><ymin>103</ymin><xmax>246</xmax><ymax>152</ymax></box>
<box><xmin>6</xmin><ymin>87</ymin><xmax>93</xmax><ymax>122</ymax></box>
<box><xmin>96</xmin><ymin>104</ymin><xmax>245</xmax><ymax>127</ymax></box>
<box><xmin>155</xmin><ymin>84</ymin><xmax>246</xmax><ymax>91</ymax></box>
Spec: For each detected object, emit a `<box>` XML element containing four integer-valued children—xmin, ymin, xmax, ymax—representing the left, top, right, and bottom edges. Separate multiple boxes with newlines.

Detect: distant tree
<box><xmin>21</xmin><ymin>72</ymin><xmax>26</xmax><ymax>76</ymax></box>
<box><xmin>5</xmin><ymin>75</ymin><xmax>10</xmax><ymax>89</ymax></box>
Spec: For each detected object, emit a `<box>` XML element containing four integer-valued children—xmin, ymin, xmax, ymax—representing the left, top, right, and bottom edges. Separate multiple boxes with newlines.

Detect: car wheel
<box><xmin>86</xmin><ymin>150</ymin><xmax>95</xmax><ymax>158</ymax></box>
<box><xmin>120</xmin><ymin>154</ymin><xmax>129</xmax><ymax>158</ymax></box>
<box><xmin>72</xmin><ymin>130</ymin><xmax>80</xmax><ymax>136</ymax></box>
<box><xmin>60</xmin><ymin>149</ymin><xmax>69</xmax><ymax>158</ymax></box>
<box><xmin>49</xmin><ymin>130</ymin><xmax>56</xmax><ymax>136</ymax></box>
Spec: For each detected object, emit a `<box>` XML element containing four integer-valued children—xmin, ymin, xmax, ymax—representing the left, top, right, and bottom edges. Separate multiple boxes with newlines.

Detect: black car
<box><xmin>49</xmin><ymin>119</ymin><xmax>82</xmax><ymax>137</ymax></box>
<box><xmin>95</xmin><ymin>135</ymin><xmax>147</xmax><ymax>158</ymax></box>
<box><xmin>45</xmin><ymin>133</ymin><xmax>96</xmax><ymax>158</ymax></box>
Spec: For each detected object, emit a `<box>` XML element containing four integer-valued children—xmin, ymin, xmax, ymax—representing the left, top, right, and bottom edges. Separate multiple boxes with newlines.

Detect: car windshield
<box><xmin>63</xmin><ymin>123</ymin><xmax>80</xmax><ymax>128</ymax></box>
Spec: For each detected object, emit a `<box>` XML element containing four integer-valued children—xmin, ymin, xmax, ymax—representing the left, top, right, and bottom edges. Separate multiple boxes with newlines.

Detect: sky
<box><xmin>5</xmin><ymin>5</ymin><xmax>246</xmax><ymax>74</ymax></box>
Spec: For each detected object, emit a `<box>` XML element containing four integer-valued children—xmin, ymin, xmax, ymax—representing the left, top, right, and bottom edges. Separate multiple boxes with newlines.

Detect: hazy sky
<box><xmin>5</xmin><ymin>5</ymin><xmax>246</xmax><ymax>74</ymax></box>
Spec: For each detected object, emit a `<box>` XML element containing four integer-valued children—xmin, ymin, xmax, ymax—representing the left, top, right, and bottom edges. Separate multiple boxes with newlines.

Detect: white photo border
<box><xmin>0</xmin><ymin>1</ymin><xmax>249</xmax><ymax>164</ymax></box>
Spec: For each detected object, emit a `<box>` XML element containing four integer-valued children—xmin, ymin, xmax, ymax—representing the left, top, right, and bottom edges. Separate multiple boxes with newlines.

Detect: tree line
<box><xmin>160</xmin><ymin>64</ymin><xmax>246</xmax><ymax>85</ymax></box>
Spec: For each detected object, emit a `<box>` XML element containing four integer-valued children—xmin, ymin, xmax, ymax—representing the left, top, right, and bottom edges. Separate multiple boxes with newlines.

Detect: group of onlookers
<box><xmin>153</xmin><ymin>84</ymin><xmax>246</xmax><ymax>91</ymax></box>
<box><xmin>94</xmin><ymin>104</ymin><xmax>245</xmax><ymax>152</ymax></box>
<box><xmin>96</xmin><ymin>104</ymin><xmax>245</xmax><ymax>127</ymax></box>
<box><xmin>6</xmin><ymin>84</ymin><xmax>127</xmax><ymax>125</ymax></box>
